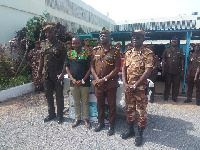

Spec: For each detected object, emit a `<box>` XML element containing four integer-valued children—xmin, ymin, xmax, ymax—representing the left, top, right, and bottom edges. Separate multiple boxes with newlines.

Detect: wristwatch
<box><xmin>104</xmin><ymin>77</ymin><xmax>108</xmax><ymax>82</ymax></box>
<box><xmin>82</xmin><ymin>79</ymin><xmax>85</xmax><ymax>84</ymax></box>
<box><xmin>132</xmin><ymin>84</ymin><xmax>136</xmax><ymax>89</ymax></box>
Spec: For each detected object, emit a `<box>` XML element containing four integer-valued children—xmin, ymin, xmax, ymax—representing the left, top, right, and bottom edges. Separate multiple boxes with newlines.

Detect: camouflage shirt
<box><xmin>124</xmin><ymin>47</ymin><xmax>154</xmax><ymax>89</ymax></box>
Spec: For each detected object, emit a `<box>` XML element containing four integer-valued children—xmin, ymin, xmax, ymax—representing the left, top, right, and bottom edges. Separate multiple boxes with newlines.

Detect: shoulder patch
<box><xmin>125</xmin><ymin>49</ymin><xmax>132</xmax><ymax>53</ymax></box>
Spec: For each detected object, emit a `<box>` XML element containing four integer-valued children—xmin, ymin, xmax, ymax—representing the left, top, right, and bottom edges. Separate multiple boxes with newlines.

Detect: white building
<box><xmin>0</xmin><ymin>0</ymin><xmax>115</xmax><ymax>45</ymax></box>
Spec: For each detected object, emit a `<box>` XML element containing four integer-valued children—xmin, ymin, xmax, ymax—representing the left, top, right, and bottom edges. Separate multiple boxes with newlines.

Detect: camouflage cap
<box><xmin>99</xmin><ymin>30</ymin><xmax>111</xmax><ymax>36</ymax></box>
<box><xmin>130</xmin><ymin>30</ymin><xmax>146</xmax><ymax>36</ymax></box>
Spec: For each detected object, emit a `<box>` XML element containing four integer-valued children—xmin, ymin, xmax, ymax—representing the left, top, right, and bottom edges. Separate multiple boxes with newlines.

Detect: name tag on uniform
<box><xmin>95</xmin><ymin>55</ymin><xmax>100</xmax><ymax>57</ymax></box>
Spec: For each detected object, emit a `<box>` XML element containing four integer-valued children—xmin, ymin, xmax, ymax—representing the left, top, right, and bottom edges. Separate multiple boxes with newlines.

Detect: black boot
<box><xmin>35</xmin><ymin>88</ymin><xmax>40</xmax><ymax>94</ymax></box>
<box><xmin>120</xmin><ymin>122</ymin><xmax>135</xmax><ymax>139</ymax></box>
<box><xmin>94</xmin><ymin>123</ymin><xmax>105</xmax><ymax>132</ymax></box>
<box><xmin>196</xmin><ymin>101</ymin><xmax>200</xmax><ymax>106</ymax></box>
<box><xmin>184</xmin><ymin>99</ymin><xmax>192</xmax><ymax>103</ymax></box>
<box><xmin>107</xmin><ymin>126</ymin><xmax>115</xmax><ymax>136</ymax></box>
<box><xmin>40</xmin><ymin>86</ymin><xmax>44</xmax><ymax>92</ymax></box>
<box><xmin>149</xmin><ymin>99</ymin><xmax>154</xmax><ymax>103</ymax></box>
<box><xmin>134</xmin><ymin>126</ymin><xmax>145</xmax><ymax>147</ymax></box>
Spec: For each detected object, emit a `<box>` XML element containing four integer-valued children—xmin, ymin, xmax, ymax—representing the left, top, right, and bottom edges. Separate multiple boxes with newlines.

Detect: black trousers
<box><xmin>164</xmin><ymin>73</ymin><xmax>181</xmax><ymax>99</ymax></box>
<box><xmin>44</xmin><ymin>78</ymin><xmax>64</xmax><ymax>118</ymax></box>
<box><xmin>187</xmin><ymin>75</ymin><xmax>200</xmax><ymax>101</ymax></box>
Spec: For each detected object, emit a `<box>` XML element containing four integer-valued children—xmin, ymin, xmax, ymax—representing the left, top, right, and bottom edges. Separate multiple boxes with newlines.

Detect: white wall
<box><xmin>0</xmin><ymin>0</ymin><xmax>45</xmax><ymax>45</ymax></box>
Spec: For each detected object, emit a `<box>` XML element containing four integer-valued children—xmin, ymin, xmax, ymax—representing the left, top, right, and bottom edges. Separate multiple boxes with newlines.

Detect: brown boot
<box><xmin>84</xmin><ymin>120</ymin><xmax>91</xmax><ymax>129</ymax></box>
<box><xmin>72</xmin><ymin>120</ymin><xmax>81</xmax><ymax>128</ymax></box>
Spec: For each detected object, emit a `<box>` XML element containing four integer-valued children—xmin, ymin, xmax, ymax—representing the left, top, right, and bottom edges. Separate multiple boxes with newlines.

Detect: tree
<box><xmin>102</xmin><ymin>27</ymin><xmax>106</xmax><ymax>30</ymax></box>
<box><xmin>77</xmin><ymin>26</ymin><xmax>86</xmax><ymax>34</ymax></box>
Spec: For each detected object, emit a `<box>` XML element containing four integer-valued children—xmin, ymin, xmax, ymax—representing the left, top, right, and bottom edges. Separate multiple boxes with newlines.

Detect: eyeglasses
<box><xmin>99</xmin><ymin>34</ymin><xmax>110</xmax><ymax>38</ymax></box>
<box><xmin>132</xmin><ymin>35</ymin><xmax>143</xmax><ymax>40</ymax></box>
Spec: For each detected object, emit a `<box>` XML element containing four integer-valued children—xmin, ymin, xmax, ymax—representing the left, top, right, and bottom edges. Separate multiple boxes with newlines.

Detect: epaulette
<box><xmin>143</xmin><ymin>48</ymin><xmax>154</xmax><ymax>62</ymax></box>
<box><xmin>125</xmin><ymin>49</ymin><xmax>133</xmax><ymax>54</ymax></box>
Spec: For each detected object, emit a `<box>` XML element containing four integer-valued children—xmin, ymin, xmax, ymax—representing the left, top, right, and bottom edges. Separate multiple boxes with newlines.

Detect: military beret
<box><xmin>171</xmin><ymin>36</ymin><xmax>178</xmax><ymax>41</ymax></box>
<box><xmin>126</xmin><ymin>43</ymin><xmax>133</xmax><ymax>47</ymax></box>
<box><xmin>34</xmin><ymin>41</ymin><xmax>40</xmax><ymax>44</ymax></box>
<box><xmin>130</xmin><ymin>30</ymin><xmax>146</xmax><ymax>36</ymax></box>
<box><xmin>84</xmin><ymin>38</ymin><xmax>90</xmax><ymax>42</ymax></box>
<box><xmin>42</xmin><ymin>24</ymin><xmax>55</xmax><ymax>31</ymax></box>
<box><xmin>99</xmin><ymin>30</ymin><xmax>111</xmax><ymax>36</ymax></box>
<box><xmin>116</xmin><ymin>42</ymin><xmax>121</xmax><ymax>46</ymax></box>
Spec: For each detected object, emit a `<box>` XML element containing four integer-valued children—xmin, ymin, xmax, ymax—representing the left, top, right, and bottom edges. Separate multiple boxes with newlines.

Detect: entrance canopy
<box><xmin>75</xmin><ymin>29</ymin><xmax>200</xmax><ymax>41</ymax></box>
<box><xmin>75</xmin><ymin>29</ymin><xmax>200</xmax><ymax>93</ymax></box>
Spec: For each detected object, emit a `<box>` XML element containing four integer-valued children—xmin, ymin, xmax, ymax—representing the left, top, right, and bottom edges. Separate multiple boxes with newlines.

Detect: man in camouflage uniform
<box><xmin>162</xmin><ymin>37</ymin><xmax>184</xmax><ymax>102</ymax></box>
<box><xmin>91</xmin><ymin>30</ymin><xmax>121</xmax><ymax>136</ymax></box>
<box><xmin>27</xmin><ymin>41</ymin><xmax>44</xmax><ymax>93</ymax></box>
<box><xmin>185</xmin><ymin>43</ymin><xmax>200</xmax><ymax>106</ymax></box>
<box><xmin>121</xmin><ymin>30</ymin><xmax>154</xmax><ymax>146</ymax></box>
<box><xmin>38</xmin><ymin>25</ymin><xmax>67</xmax><ymax>124</ymax></box>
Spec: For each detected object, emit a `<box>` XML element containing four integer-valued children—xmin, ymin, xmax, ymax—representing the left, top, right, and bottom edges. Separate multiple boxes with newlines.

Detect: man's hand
<box><xmin>57</xmin><ymin>74</ymin><xmax>63</xmax><ymax>82</ymax></box>
<box><xmin>96</xmin><ymin>78</ymin><xmax>105</xmax><ymax>86</ymax></box>
<box><xmin>72</xmin><ymin>79</ymin><xmax>78</xmax><ymax>87</ymax></box>
<box><xmin>162</xmin><ymin>70</ymin><xmax>165</xmax><ymax>77</ymax></box>
<box><xmin>129</xmin><ymin>84</ymin><xmax>136</xmax><ymax>92</ymax></box>
<box><xmin>124</xmin><ymin>83</ymin><xmax>130</xmax><ymax>92</ymax></box>
<box><xmin>185</xmin><ymin>75</ymin><xmax>188</xmax><ymax>82</ymax></box>
<box><xmin>76</xmin><ymin>80</ymin><xmax>82</xmax><ymax>87</ymax></box>
<box><xmin>181</xmin><ymin>70</ymin><xmax>184</xmax><ymax>76</ymax></box>
<box><xmin>124</xmin><ymin>84</ymin><xmax>135</xmax><ymax>92</ymax></box>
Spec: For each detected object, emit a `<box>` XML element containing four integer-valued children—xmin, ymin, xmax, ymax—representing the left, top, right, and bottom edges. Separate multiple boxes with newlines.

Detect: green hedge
<box><xmin>0</xmin><ymin>74</ymin><xmax>32</xmax><ymax>91</ymax></box>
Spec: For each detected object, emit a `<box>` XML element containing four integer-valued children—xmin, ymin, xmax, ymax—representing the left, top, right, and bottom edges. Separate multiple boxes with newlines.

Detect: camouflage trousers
<box><xmin>31</xmin><ymin>64</ymin><xmax>43</xmax><ymax>89</ymax></box>
<box><xmin>125</xmin><ymin>89</ymin><xmax>148</xmax><ymax>127</ymax></box>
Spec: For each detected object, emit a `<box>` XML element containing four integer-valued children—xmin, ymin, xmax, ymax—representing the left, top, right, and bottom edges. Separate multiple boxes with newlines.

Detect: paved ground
<box><xmin>0</xmin><ymin>91</ymin><xmax>200</xmax><ymax>150</ymax></box>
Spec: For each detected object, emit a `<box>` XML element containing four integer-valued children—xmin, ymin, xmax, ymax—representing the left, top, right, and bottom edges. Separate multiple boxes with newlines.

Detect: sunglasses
<box><xmin>132</xmin><ymin>35</ymin><xmax>143</xmax><ymax>40</ymax></box>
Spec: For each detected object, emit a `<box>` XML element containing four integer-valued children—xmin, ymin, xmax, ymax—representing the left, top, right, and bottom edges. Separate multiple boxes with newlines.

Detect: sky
<box><xmin>82</xmin><ymin>0</ymin><xmax>200</xmax><ymax>21</ymax></box>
